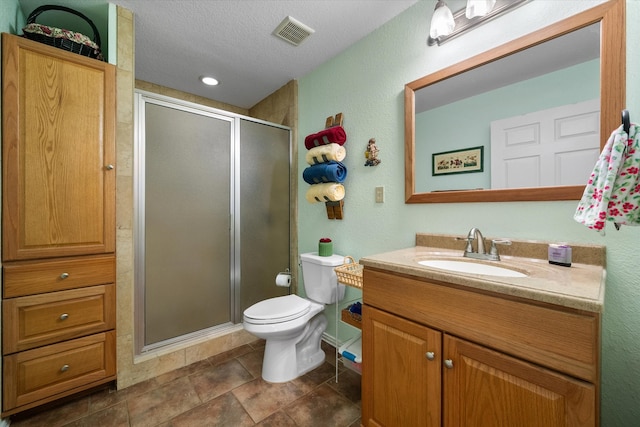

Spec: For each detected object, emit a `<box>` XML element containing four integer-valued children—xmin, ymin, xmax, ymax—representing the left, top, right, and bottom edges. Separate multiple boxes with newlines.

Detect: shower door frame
<box><xmin>133</xmin><ymin>91</ymin><xmax>292</xmax><ymax>355</ymax></box>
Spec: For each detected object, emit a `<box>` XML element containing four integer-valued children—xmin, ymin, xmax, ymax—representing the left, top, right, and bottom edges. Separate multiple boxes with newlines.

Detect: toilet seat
<box><xmin>244</xmin><ymin>294</ymin><xmax>311</xmax><ymax>325</ymax></box>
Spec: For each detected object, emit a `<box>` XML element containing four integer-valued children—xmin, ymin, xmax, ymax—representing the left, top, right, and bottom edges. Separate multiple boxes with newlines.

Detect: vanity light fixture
<box><xmin>200</xmin><ymin>76</ymin><xmax>219</xmax><ymax>86</ymax></box>
<box><xmin>429</xmin><ymin>0</ymin><xmax>455</xmax><ymax>40</ymax></box>
<box><xmin>428</xmin><ymin>0</ymin><xmax>529</xmax><ymax>46</ymax></box>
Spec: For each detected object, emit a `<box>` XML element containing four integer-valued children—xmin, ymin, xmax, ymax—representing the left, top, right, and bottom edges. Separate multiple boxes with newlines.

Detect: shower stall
<box><xmin>134</xmin><ymin>92</ymin><xmax>291</xmax><ymax>353</ymax></box>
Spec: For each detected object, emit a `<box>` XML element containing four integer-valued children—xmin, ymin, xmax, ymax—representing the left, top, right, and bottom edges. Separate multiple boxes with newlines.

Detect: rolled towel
<box><xmin>305</xmin><ymin>183</ymin><xmax>345</xmax><ymax>204</ymax></box>
<box><xmin>304</xmin><ymin>126</ymin><xmax>347</xmax><ymax>149</ymax></box>
<box><xmin>302</xmin><ymin>161</ymin><xmax>347</xmax><ymax>185</ymax></box>
<box><xmin>306</xmin><ymin>143</ymin><xmax>347</xmax><ymax>165</ymax></box>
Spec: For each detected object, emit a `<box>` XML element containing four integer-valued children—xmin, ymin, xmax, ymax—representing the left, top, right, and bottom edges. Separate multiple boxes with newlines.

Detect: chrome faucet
<box><xmin>457</xmin><ymin>228</ymin><xmax>511</xmax><ymax>261</ymax></box>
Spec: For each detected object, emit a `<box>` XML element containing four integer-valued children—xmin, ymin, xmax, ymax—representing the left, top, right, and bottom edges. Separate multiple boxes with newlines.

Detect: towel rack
<box><xmin>622</xmin><ymin>109</ymin><xmax>630</xmax><ymax>135</ymax></box>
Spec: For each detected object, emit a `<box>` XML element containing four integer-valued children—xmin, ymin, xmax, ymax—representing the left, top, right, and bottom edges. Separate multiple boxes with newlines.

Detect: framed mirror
<box><xmin>405</xmin><ymin>0</ymin><xmax>625</xmax><ymax>203</ymax></box>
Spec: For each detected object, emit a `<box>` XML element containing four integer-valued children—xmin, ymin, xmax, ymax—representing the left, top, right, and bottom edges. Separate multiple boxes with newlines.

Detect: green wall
<box><xmin>0</xmin><ymin>0</ymin><xmax>25</xmax><ymax>35</ymax></box>
<box><xmin>415</xmin><ymin>59</ymin><xmax>599</xmax><ymax>192</ymax></box>
<box><xmin>299</xmin><ymin>0</ymin><xmax>640</xmax><ymax>425</ymax></box>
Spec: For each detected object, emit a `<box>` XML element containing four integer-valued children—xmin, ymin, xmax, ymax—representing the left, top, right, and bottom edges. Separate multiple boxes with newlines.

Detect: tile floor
<box><xmin>8</xmin><ymin>340</ymin><xmax>362</xmax><ymax>427</ymax></box>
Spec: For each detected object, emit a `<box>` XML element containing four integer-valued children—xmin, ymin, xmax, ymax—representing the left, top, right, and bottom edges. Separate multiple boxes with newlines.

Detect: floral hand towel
<box><xmin>574</xmin><ymin>123</ymin><xmax>640</xmax><ymax>232</ymax></box>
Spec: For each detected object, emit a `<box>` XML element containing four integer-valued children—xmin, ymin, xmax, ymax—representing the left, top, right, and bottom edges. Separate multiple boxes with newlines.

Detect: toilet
<box><xmin>243</xmin><ymin>252</ymin><xmax>346</xmax><ymax>383</ymax></box>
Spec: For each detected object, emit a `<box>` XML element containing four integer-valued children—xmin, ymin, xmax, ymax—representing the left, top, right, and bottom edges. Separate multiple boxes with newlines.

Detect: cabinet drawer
<box><xmin>364</xmin><ymin>268</ymin><xmax>599</xmax><ymax>382</ymax></box>
<box><xmin>3</xmin><ymin>331</ymin><xmax>116</xmax><ymax>411</ymax></box>
<box><xmin>3</xmin><ymin>285</ymin><xmax>116</xmax><ymax>354</ymax></box>
<box><xmin>3</xmin><ymin>256</ymin><xmax>115</xmax><ymax>298</ymax></box>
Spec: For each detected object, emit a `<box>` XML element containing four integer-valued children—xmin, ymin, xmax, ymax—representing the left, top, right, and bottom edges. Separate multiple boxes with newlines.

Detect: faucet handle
<box><xmin>455</xmin><ymin>236</ymin><xmax>474</xmax><ymax>253</ymax></box>
<box><xmin>489</xmin><ymin>239</ymin><xmax>512</xmax><ymax>256</ymax></box>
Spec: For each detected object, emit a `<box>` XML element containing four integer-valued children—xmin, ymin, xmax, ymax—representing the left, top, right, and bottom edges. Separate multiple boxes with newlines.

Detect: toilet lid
<box><xmin>244</xmin><ymin>294</ymin><xmax>311</xmax><ymax>324</ymax></box>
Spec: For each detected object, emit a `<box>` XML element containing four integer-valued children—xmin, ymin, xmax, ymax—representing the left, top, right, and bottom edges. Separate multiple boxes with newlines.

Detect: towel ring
<box><xmin>622</xmin><ymin>109</ymin><xmax>630</xmax><ymax>135</ymax></box>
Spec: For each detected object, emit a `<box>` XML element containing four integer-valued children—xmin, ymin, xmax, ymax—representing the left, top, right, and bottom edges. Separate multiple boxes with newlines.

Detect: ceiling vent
<box><xmin>273</xmin><ymin>16</ymin><xmax>315</xmax><ymax>46</ymax></box>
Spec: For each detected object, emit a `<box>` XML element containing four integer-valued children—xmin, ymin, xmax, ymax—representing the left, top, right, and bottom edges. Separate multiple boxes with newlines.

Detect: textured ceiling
<box><xmin>19</xmin><ymin>0</ymin><xmax>419</xmax><ymax>109</ymax></box>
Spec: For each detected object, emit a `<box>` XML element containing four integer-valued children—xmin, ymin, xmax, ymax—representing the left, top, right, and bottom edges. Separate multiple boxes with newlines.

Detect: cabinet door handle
<box><xmin>60</xmin><ymin>364</ymin><xmax>70</xmax><ymax>372</ymax></box>
<box><xmin>60</xmin><ymin>313</ymin><xmax>69</xmax><ymax>321</ymax></box>
<box><xmin>444</xmin><ymin>359</ymin><xmax>454</xmax><ymax>369</ymax></box>
<box><xmin>425</xmin><ymin>352</ymin><xmax>435</xmax><ymax>361</ymax></box>
<box><xmin>60</xmin><ymin>272</ymin><xmax>70</xmax><ymax>279</ymax></box>
<box><xmin>106</xmin><ymin>164</ymin><xmax>115</xmax><ymax>170</ymax></box>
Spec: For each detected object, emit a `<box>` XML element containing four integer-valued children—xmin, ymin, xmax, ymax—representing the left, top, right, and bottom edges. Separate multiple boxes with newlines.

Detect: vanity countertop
<box><xmin>359</xmin><ymin>243</ymin><xmax>605</xmax><ymax>313</ymax></box>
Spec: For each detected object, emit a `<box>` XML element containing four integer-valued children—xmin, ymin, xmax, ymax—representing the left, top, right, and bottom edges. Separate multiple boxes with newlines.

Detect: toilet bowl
<box><xmin>242</xmin><ymin>252</ymin><xmax>345</xmax><ymax>383</ymax></box>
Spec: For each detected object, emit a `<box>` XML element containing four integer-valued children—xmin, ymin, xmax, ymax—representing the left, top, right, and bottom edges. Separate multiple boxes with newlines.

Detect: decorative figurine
<box><xmin>365</xmin><ymin>138</ymin><xmax>381</xmax><ymax>166</ymax></box>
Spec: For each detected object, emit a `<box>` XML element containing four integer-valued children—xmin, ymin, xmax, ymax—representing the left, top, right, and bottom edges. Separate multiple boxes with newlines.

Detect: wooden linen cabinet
<box><xmin>1</xmin><ymin>33</ymin><xmax>117</xmax><ymax>416</ymax></box>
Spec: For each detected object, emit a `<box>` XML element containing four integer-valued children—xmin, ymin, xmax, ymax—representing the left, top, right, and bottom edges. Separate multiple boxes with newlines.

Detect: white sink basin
<box><xmin>417</xmin><ymin>259</ymin><xmax>527</xmax><ymax>278</ymax></box>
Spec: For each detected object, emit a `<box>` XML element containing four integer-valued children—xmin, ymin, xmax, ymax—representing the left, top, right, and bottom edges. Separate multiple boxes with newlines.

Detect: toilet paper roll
<box><xmin>275</xmin><ymin>273</ymin><xmax>291</xmax><ymax>287</ymax></box>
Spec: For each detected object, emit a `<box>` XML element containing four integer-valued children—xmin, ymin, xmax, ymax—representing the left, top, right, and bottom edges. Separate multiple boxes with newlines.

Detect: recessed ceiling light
<box><xmin>200</xmin><ymin>76</ymin><xmax>219</xmax><ymax>86</ymax></box>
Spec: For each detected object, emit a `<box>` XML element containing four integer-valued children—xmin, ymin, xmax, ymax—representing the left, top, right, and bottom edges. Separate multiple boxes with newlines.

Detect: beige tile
<box><xmin>189</xmin><ymin>359</ymin><xmax>255</xmax><ymax>402</ymax></box>
<box><xmin>284</xmin><ymin>383</ymin><xmax>361</xmax><ymax>427</ymax></box>
<box><xmin>207</xmin><ymin>344</ymin><xmax>254</xmax><ymax>366</ymax></box>
<box><xmin>10</xmin><ymin>394</ymin><xmax>91</xmax><ymax>427</ymax></box>
<box><xmin>155</xmin><ymin>359</ymin><xmax>212</xmax><ymax>385</ymax></box>
<box><xmin>236</xmin><ymin>346</ymin><xmax>265</xmax><ymax>378</ymax></box>
<box><xmin>127</xmin><ymin>377</ymin><xmax>201</xmax><ymax>427</ymax></box>
<box><xmin>115</xmin><ymin>377</ymin><xmax>160</xmax><ymax>401</ymax></box>
<box><xmin>116</xmin><ymin>69</ymin><xmax>134</xmax><ymax>122</ymax></box>
<box><xmin>328</xmin><ymin>368</ymin><xmax>362</xmax><ymax>405</ymax></box>
<box><xmin>292</xmin><ymin>361</ymin><xmax>336</xmax><ymax>394</ymax></box>
<box><xmin>166</xmin><ymin>393</ymin><xmax>254</xmax><ymax>427</ymax></box>
<box><xmin>184</xmin><ymin>333</ymin><xmax>232</xmax><ymax>365</ymax></box>
<box><xmin>86</xmin><ymin>386</ymin><xmax>125</xmax><ymax>413</ymax></box>
<box><xmin>231</xmin><ymin>328</ymin><xmax>262</xmax><ymax>347</ymax></box>
<box><xmin>255</xmin><ymin>410</ymin><xmax>298</xmax><ymax>426</ymax></box>
<box><xmin>116</xmin><ymin>127</ymin><xmax>134</xmax><ymax>178</ymax></box>
<box><xmin>62</xmin><ymin>401</ymin><xmax>129</xmax><ymax>427</ymax></box>
<box><xmin>232</xmin><ymin>378</ymin><xmax>305</xmax><ymax>423</ymax></box>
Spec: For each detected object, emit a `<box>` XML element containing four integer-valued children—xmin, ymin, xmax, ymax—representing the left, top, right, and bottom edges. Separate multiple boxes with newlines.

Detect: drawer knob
<box><xmin>444</xmin><ymin>359</ymin><xmax>454</xmax><ymax>369</ymax></box>
<box><xmin>60</xmin><ymin>313</ymin><xmax>69</xmax><ymax>321</ymax></box>
<box><xmin>425</xmin><ymin>352</ymin><xmax>435</xmax><ymax>361</ymax></box>
<box><xmin>106</xmin><ymin>164</ymin><xmax>115</xmax><ymax>170</ymax></box>
<box><xmin>61</xmin><ymin>364</ymin><xmax>70</xmax><ymax>372</ymax></box>
<box><xmin>60</xmin><ymin>272</ymin><xmax>70</xmax><ymax>279</ymax></box>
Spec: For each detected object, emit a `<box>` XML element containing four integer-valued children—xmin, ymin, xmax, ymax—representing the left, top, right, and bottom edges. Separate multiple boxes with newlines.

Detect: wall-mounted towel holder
<box><xmin>326</xmin><ymin>112</ymin><xmax>344</xmax><ymax>219</ymax></box>
<box><xmin>622</xmin><ymin>109</ymin><xmax>630</xmax><ymax>135</ymax></box>
<box><xmin>303</xmin><ymin>112</ymin><xmax>346</xmax><ymax>220</ymax></box>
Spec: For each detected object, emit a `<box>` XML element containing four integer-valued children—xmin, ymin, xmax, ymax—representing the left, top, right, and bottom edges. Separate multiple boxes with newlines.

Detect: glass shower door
<box><xmin>142</xmin><ymin>102</ymin><xmax>233</xmax><ymax>346</ymax></box>
<box><xmin>237</xmin><ymin>119</ymin><xmax>291</xmax><ymax>321</ymax></box>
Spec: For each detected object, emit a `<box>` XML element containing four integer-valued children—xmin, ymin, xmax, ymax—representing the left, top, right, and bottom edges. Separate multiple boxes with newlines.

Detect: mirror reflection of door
<box><xmin>490</xmin><ymin>99</ymin><xmax>600</xmax><ymax>189</ymax></box>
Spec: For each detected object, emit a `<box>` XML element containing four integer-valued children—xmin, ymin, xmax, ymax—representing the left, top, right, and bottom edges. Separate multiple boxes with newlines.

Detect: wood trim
<box><xmin>404</xmin><ymin>0</ymin><xmax>625</xmax><ymax>203</ymax></box>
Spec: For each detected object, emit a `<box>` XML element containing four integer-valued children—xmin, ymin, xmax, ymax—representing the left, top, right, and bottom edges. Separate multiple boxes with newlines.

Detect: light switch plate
<box><xmin>375</xmin><ymin>186</ymin><xmax>384</xmax><ymax>203</ymax></box>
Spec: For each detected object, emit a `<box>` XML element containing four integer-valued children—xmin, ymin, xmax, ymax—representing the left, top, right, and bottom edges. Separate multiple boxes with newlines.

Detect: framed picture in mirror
<box><xmin>432</xmin><ymin>146</ymin><xmax>484</xmax><ymax>176</ymax></box>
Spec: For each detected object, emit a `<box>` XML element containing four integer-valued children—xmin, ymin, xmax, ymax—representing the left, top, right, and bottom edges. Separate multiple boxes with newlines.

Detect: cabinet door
<box><xmin>443</xmin><ymin>335</ymin><xmax>596</xmax><ymax>427</ymax></box>
<box><xmin>362</xmin><ymin>305</ymin><xmax>441</xmax><ymax>427</ymax></box>
<box><xmin>2</xmin><ymin>34</ymin><xmax>116</xmax><ymax>261</ymax></box>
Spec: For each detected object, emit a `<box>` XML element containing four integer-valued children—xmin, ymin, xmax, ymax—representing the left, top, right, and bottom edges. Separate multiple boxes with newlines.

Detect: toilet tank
<box><xmin>300</xmin><ymin>252</ymin><xmax>346</xmax><ymax>304</ymax></box>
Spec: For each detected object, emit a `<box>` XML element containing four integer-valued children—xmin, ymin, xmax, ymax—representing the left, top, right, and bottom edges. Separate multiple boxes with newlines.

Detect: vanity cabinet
<box><xmin>362</xmin><ymin>268</ymin><xmax>599</xmax><ymax>427</ymax></box>
<box><xmin>1</xmin><ymin>33</ymin><xmax>116</xmax><ymax>416</ymax></box>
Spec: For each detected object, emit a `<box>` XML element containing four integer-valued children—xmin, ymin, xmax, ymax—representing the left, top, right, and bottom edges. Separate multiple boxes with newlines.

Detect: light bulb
<box><xmin>429</xmin><ymin>0</ymin><xmax>455</xmax><ymax>39</ymax></box>
<box><xmin>465</xmin><ymin>0</ymin><xmax>496</xmax><ymax>19</ymax></box>
<box><xmin>200</xmin><ymin>76</ymin><xmax>219</xmax><ymax>86</ymax></box>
